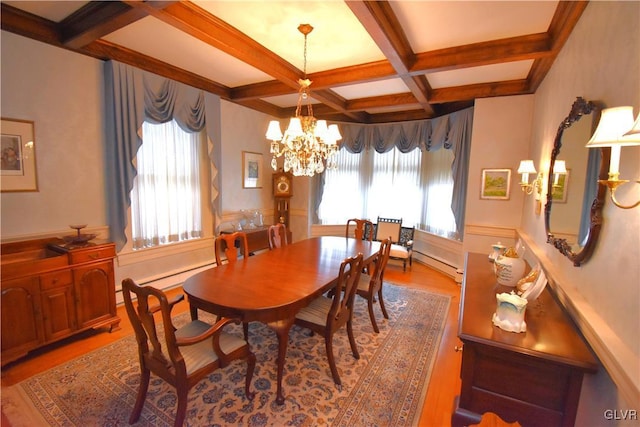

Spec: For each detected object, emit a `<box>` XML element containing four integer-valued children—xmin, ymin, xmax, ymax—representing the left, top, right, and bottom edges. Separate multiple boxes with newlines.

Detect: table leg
<box><xmin>189</xmin><ymin>304</ymin><xmax>198</xmax><ymax>321</ymax></box>
<box><xmin>267</xmin><ymin>317</ymin><xmax>295</xmax><ymax>405</ymax></box>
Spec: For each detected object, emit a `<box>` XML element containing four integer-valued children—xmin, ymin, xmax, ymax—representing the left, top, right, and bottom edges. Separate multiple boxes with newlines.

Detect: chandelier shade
<box><xmin>266</xmin><ymin>24</ymin><xmax>341</xmax><ymax>177</ymax></box>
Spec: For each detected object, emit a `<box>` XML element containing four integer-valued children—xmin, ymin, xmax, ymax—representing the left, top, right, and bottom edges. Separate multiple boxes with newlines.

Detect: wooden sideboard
<box><xmin>1</xmin><ymin>237</ymin><xmax>120</xmax><ymax>366</ymax></box>
<box><xmin>452</xmin><ymin>252</ymin><xmax>598</xmax><ymax>427</ymax></box>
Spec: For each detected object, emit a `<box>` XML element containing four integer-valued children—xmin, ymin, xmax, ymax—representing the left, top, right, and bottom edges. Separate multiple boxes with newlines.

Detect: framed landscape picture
<box><xmin>242</xmin><ymin>151</ymin><xmax>263</xmax><ymax>188</ymax></box>
<box><xmin>481</xmin><ymin>168</ymin><xmax>511</xmax><ymax>200</ymax></box>
<box><xmin>1</xmin><ymin>118</ymin><xmax>38</xmax><ymax>192</ymax></box>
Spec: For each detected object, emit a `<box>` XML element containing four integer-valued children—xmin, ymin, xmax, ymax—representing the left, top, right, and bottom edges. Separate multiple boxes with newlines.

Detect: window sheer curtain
<box><xmin>421</xmin><ymin>148</ymin><xmax>458</xmax><ymax>238</ymax></box>
<box><xmin>367</xmin><ymin>148</ymin><xmax>423</xmax><ymax>226</ymax></box>
<box><xmin>318</xmin><ymin>150</ymin><xmax>367</xmax><ymax>224</ymax></box>
<box><xmin>104</xmin><ymin>61</ymin><xmax>222</xmax><ymax>251</ymax></box>
<box><xmin>316</xmin><ymin>107</ymin><xmax>473</xmax><ymax>239</ymax></box>
<box><xmin>130</xmin><ymin>120</ymin><xmax>202</xmax><ymax>249</ymax></box>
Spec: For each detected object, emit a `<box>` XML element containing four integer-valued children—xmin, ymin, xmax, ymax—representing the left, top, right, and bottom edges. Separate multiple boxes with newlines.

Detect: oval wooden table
<box><xmin>182</xmin><ymin>236</ymin><xmax>381</xmax><ymax>405</ymax></box>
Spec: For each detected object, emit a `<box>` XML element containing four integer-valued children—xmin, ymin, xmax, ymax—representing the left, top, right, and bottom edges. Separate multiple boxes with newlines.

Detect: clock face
<box><xmin>274</xmin><ymin>173</ymin><xmax>292</xmax><ymax>197</ymax></box>
<box><xmin>277</xmin><ymin>180</ymin><xmax>289</xmax><ymax>193</ymax></box>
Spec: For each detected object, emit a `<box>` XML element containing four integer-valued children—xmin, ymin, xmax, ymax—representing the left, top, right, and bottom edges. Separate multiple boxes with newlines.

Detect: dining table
<box><xmin>182</xmin><ymin>235</ymin><xmax>381</xmax><ymax>405</ymax></box>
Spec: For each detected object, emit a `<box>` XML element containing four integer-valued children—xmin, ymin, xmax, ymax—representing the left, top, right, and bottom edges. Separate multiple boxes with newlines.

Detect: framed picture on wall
<box><xmin>480</xmin><ymin>168</ymin><xmax>511</xmax><ymax>200</ymax></box>
<box><xmin>242</xmin><ymin>151</ymin><xmax>263</xmax><ymax>188</ymax></box>
<box><xmin>551</xmin><ymin>169</ymin><xmax>570</xmax><ymax>203</ymax></box>
<box><xmin>1</xmin><ymin>118</ymin><xmax>38</xmax><ymax>192</ymax></box>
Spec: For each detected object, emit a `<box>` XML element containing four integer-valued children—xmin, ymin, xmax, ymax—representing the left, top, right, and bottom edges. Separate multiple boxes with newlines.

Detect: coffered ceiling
<box><xmin>1</xmin><ymin>1</ymin><xmax>588</xmax><ymax>123</ymax></box>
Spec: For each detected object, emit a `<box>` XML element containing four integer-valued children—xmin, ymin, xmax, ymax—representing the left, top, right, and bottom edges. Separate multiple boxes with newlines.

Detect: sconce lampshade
<box><xmin>517</xmin><ymin>160</ymin><xmax>537</xmax><ymax>174</ymax></box>
<box><xmin>553</xmin><ymin>160</ymin><xmax>567</xmax><ymax>174</ymax></box>
<box><xmin>624</xmin><ymin>113</ymin><xmax>640</xmax><ymax>136</ymax></box>
<box><xmin>586</xmin><ymin>106</ymin><xmax>640</xmax><ymax>177</ymax></box>
<box><xmin>586</xmin><ymin>106</ymin><xmax>640</xmax><ymax>148</ymax></box>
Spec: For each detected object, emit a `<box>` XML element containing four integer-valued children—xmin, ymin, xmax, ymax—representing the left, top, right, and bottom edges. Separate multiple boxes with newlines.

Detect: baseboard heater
<box><xmin>413</xmin><ymin>250</ymin><xmax>461</xmax><ymax>281</ymax></box>
<box><xmin>115</xmin><ymin>262</ymin><xmax>216</xmax><ymax>304</ymax></box>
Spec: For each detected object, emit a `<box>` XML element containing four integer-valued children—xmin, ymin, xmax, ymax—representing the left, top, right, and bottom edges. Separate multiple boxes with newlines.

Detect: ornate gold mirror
<box><xmin>545</xmin><ymin>97</ymin><xmax>609</xmax><ymax>266</ymax></box>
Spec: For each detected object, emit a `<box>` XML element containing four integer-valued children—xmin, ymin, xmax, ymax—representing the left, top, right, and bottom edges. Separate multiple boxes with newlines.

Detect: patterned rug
<box><xmin>2</xmin><ymin>283</ymin><xmax>450</xmax><ymax>427</ymax></box>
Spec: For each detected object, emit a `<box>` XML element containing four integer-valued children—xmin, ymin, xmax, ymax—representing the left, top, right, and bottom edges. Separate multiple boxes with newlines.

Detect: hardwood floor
<box><xmin>1</xmin><ymin>260</ymin><xmax>512</xmax><ymax>426</ymax></box>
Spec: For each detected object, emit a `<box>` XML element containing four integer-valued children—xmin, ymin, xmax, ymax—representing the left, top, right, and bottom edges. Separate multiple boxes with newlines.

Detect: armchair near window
<box><xmin>374</xmin><ymin>217</ymin><xmax>414</xmax><ymax>271</ymax></box>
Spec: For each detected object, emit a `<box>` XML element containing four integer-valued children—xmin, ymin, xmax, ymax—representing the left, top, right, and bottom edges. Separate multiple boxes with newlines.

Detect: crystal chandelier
<box><xmin>266</xmin><ymin>24</ymin><xmax>341</xmax><ymax>177</ymax></box>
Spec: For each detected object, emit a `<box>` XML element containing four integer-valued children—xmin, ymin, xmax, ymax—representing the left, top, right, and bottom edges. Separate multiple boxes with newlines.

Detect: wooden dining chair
<box><xmin>345</xmin><ymin>218</ymin><xmax>374</xmax><ymax>241</ymax></box>
<box><xmin>121</xmin><ymin>278</ymin><xmax>255</xmax><ymax>427</ymax></box>
<box><xmin>214</xmin><ymin>231</ymin><xmax>249</xmax><ymax>265</ymax></box>
<box><xmin>356</xmin><ymin>238</ymin><xmax>392</xmax><ymax>333</ymax></box>
<box><xmin>268</xmin><ymin>223</ymin><xmax>288</xmax><ymax>249</ymax></box>
<box><xmin>294</xmin><ymin>253</ymin><xmax>364</xmax><ymax>386</ymax></box>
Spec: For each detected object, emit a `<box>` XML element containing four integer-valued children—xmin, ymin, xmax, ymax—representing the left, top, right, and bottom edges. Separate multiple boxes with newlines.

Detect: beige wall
<box><xmin>218</xmin><ymin>102</ymin><xmax>312</xmax><ymax>242</ymax></box>
<box><xmin>0</xmin><ymin>32</ymin><xmax>107</xmax><ymax>237</ymax></box>
<box><xmin>463</xmin><ymin>95</ymin><xmax>535</xmax><ymax>254</ymax></box>
<box><xmin>521</xmin><ymin>1</ymin><xmax>639</xmax><ymax>420</ymax></box>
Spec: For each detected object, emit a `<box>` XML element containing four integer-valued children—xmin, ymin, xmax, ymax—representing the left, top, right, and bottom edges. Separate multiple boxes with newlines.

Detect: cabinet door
<box><xmin>73</xmin><ymin>260</ymin><xmax>116</xmax><ymax>329</ymax></box>
<box><xmin>41</xmin><ymin>270</ymin><xmax>76</xmax><ymax>341</ymax></box>
<box><xmin>1</xmin><ymin>277</ymin><xmax>44</xmax><ymax>360</ymax></box>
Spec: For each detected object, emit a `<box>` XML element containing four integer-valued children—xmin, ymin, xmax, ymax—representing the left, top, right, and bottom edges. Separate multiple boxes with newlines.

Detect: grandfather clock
<box><xmin>273</xmin><ymin>171</ymin><xmax>293</xmax><ymax>229</ymax></box>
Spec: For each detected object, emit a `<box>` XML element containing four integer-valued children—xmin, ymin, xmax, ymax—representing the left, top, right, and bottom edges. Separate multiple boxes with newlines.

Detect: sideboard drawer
<box><xmin>40</xmin><ymin>270</ymin><xmax>73</xmax><ymax>290</ymax></box>
<box><xmin>68</xmin><ymin>245</ymin><xmax>116</xmax><ymax>264</ymax></box>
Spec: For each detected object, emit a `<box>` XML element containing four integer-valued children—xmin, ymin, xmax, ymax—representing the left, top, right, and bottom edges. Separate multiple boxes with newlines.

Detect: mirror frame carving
<box><xmin>545</xmin><ymin>97</ymin><xmax>609</xmax><ymax>266</ymax></box>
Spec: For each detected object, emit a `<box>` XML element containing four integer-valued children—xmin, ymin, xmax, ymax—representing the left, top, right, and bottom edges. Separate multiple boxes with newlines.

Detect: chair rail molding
<box><xmin>464</xmin><ymin>224</ymin><xmax>519</xmax><ymax>240</ymax></box>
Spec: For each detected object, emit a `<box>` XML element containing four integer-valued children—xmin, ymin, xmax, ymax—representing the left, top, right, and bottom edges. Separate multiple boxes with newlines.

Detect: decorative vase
<box><xmin>493</xmin><ymin>247</ymin><xmax>526</xmax><ymax>287</ymax></box>
<box><xmin>492</xmin><ymin>292</ymin><xmax>528</xmax><ymax>333</ymax></box>
<box><xmin>488</xmin><ymin>242</ymin><xmax>506</xmax><ymax>262</ymax></box>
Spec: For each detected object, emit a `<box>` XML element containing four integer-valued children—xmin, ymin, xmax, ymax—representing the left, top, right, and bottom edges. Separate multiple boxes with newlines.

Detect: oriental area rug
<box><xmin>2</xmin><ymin>283</ymin><xmax>450</xmax><ymax>427</ymax></box>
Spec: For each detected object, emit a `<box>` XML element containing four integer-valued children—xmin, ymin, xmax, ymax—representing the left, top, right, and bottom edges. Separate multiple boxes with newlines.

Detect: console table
<box><xmin>1</xmin><ymin>237</ymin><xmax>120</xmax><ymax>366</ymax></box>
<box><xmin>452</xmin><ymin>252</ymin><xmax>597</xmax><ymax>427</ymax></box>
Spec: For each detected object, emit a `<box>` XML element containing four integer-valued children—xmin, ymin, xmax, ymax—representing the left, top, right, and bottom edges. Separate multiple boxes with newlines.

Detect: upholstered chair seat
<box><xmin>173</xmin><ymin>320</ymin><xmax>249</xmax><ymax>374</ymax></box>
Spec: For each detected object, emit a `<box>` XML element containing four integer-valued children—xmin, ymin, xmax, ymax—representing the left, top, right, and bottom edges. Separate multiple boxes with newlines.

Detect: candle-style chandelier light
<box><xmin>265</xmin><ymin>24</ymin><xmax>341</xmax><ymax>177</ymax></box>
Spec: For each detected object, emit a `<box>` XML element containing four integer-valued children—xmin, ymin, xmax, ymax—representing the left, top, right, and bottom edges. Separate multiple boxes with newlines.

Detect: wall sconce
<box><xmin>586</xmin><ymin>106</ymin><xmax>640</xmax><ymax>209</ymax></box>
<box><xmin>517</xmin><ymin>160</ymin><xmax>543</xmax><ymax>195</ymax></box>
<box><xmin>552</xmin><ymin>160</ymin><xmax>567</xmax><ymax>187</ymax></box>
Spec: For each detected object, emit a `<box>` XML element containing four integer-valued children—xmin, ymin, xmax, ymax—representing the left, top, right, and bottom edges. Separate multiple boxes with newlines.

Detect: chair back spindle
<box><xmin>268</xmin><ymin>223</ymin><xmax>288</xmax><ymax>249</ymax></box>
<box><xmin>345</xmin><ymin>218</ymin><xmax>374</xmax><ymax>241</ymax></box>
<box><xmin>215</xmin><ymin>232</ymin><xmax>249</xmax><ymax>265</ymax></box>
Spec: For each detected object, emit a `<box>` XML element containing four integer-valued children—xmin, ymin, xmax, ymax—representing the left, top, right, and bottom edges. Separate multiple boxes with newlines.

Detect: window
<box><xmin>130</xmin><ymin>120</ymin><xmax>203</xmax><ymax>249</ymax></box>
<box><xmin>318</xmin><ymin>147</ymin><xmax>458</xmax><ymax>239</ymax></box>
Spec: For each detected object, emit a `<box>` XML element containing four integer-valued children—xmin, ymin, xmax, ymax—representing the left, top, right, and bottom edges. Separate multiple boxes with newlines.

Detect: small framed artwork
<box><xmin>1</xmin><ymin>118</ymin><xmax>38</xmax><ymax>192</ymax></box>
<box><xmin>551</xmin><ymin>169</ymin><xmax>570</xmax><ymax>203</ymax></box>
<box><xmin>242</xmin><ymin>151</ymin><xmax>263</xmax><ymax>188</ymax></box>
<box><xmin>480</xmin><ymin>168</ymin><xmax>511</xmax><ymax>200</ymax></box>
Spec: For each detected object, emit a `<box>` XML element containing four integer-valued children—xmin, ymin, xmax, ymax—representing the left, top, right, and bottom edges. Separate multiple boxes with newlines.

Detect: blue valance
<box><xmin>315</xmin><ymin>107</ymin><xmax>473</xmax><ymax>237</ymax></box>
<box><xmin>338</xmin><ymin>107</ymin><xmax>472</xmax><ymax>154</ymax></box>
